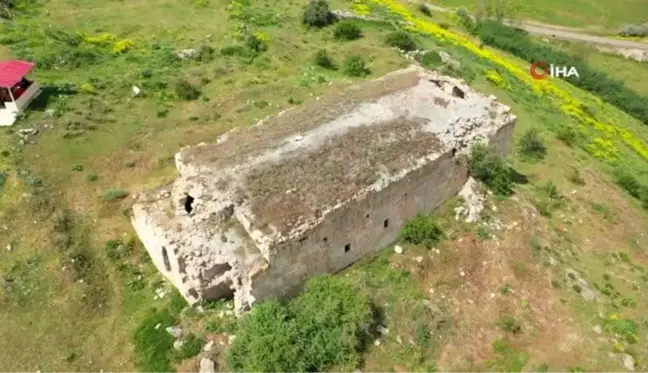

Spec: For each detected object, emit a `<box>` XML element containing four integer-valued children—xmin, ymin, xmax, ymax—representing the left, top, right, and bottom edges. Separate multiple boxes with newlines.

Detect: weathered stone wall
<box><xmin>247</xmin><ymin>153</ymin><xmax>461</xmax><ymax>301</ymax></box>
<box><xmin>247</xmin><ymin>123</ymin><xmax>514</xmax><ymax>303</ymax></box>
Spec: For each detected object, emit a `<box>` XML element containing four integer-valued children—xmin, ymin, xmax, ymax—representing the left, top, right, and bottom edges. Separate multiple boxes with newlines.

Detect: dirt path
<box><xmin>421</xmin><ymin>2</ymin><xmax>648</xmax><ymax>51</ymax></box>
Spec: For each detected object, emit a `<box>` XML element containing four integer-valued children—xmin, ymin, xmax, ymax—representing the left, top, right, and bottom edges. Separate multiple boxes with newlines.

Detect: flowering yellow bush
<box><xmin>84</xmin><ymin>33</ymin><xmax>116</xmax><ymax>45</ymax></box>
<box><xmin>485</xmin><ymin>70</ymin><xmax>509</xmax><ymax>90</ymax></box>
<box><xmin>587</xmin><ymin>137</ymin><xmax>619</xmax><ymax>161</ymax></box>
<box><xmin>84</xmin><ymin>33</ymin><xmax>134</xmax><ymax>54</ymax></box>
<box><xmin>370</xmin><ymin>0</ymin><xmax>648</xmax><ymax>162</ymax></box>
<box><xmin>351</xmin><ymin>0</ymin><xmax>371</xmax><ymax>15</ymax></box>
<box><xmin>112</xmin><ymin>39</ymin><xmax>134</xmax><ymax>54</ymax></box>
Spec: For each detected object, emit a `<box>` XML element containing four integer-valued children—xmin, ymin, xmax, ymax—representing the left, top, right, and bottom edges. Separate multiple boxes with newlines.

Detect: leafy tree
<box><xmin>302</xmin><ymin>0</ymin><xmax>335</xmax><ymax>28</ymax></box>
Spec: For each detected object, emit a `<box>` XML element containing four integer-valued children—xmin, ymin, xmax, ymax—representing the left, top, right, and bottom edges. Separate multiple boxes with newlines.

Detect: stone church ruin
<box><xmin>131</xmin><ymin>65</ymin><xmax>516</xmax><ymax>312</ymax></box>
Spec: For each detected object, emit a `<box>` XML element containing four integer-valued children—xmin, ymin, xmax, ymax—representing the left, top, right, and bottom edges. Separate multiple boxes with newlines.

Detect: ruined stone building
<box><xmin>131</xmin><ymin>65</ymin><xmax>516</xmax><ymax>312</ymax></box>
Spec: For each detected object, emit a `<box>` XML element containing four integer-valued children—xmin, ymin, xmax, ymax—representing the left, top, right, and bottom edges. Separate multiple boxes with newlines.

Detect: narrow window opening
<box><xmin>451</xmin><ymin>147</ymin><xmax>457</xmax><ymax>157</ymax></box>
<box><xmin>365</xmin><ymin>213</ymin><xmax>370</xmax><ymax>218</ymax></box>
<box><xmin>344</xmin><ymin>243</ymin><xmax>351</xmax><ymax>253</ymax></box>
<box><xmin>384</xmin><ymin>219</ymin><xmax>390</xmax><ymax>228</ymax></box>
<box><xmin>161</xmin><ymin>246</ymin><xmax>171</xmax><ymax>271</ymax></box>
<box><xmin>452</xmin><ymin>86</ymin><xmax>466</xmax><ymax>99</ymax></box>
<box><xmin>183</xmin><ymin>194</ymin><xmax>195</xmax><ymax>214</ymax></box>
<box><xmin>323</xmin><ymin>237</ymin><xmax>328</xmax><ymax>243</ymax></box>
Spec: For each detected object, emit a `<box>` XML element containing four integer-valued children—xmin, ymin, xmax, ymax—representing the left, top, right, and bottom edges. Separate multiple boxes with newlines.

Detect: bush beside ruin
<box><xmin>227</xmin><ymin>276</ymin><xmax>373</xmax><ymax>372</ymax></box>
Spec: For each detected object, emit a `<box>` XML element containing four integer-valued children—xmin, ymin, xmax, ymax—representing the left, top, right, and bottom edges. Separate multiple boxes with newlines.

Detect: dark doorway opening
<box><xmin>344</xmin><ymin>243</ymin><xmax>351</xmax><ymax>253</ymax></box>
<box><xmin>384</xmin><ymin>219</ymin><xmax>389</xmax><ymax>228</ymax></box>
<box><xmin>184</xmin><ymin>194</ymin><xmax>195</xmax><ymax>214</ymax></box>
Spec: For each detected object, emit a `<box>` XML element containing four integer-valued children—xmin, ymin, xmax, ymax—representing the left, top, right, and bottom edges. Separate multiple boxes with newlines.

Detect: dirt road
<box><xmin>422</xmin><ymin>2</ymin><xmax>648</xmax><ymax>51</ymax></box>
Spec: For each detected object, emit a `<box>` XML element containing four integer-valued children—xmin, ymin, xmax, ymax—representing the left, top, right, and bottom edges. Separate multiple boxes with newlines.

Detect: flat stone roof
<box><xmin>145</xmin><ymin>65</ymin><xmax>514</xmax><ymax>252</ymax></box>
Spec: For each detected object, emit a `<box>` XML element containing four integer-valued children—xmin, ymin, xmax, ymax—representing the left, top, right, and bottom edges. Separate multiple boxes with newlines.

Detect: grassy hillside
<box><xmin>432</xmin><ymin>0</ymin><xmax>648</xmax><ymax>29</ymax></box>
<box><xmin>0</xmin><ymin>0</ymin><xmax>647</xmax><ymax>371</ymax></box>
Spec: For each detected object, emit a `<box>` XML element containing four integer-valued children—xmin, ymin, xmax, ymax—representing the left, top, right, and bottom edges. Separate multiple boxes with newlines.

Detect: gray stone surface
<box><xmin>131</xmin><ymin>65</ymin><xmax>516</xmax><ymax>312</ymax></box>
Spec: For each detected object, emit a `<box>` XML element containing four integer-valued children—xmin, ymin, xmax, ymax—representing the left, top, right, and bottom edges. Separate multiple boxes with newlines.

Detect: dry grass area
<box><xmin>349</xmin><ymin>162</ymin><xmax>648</xmax><ymax>371</ymax></box>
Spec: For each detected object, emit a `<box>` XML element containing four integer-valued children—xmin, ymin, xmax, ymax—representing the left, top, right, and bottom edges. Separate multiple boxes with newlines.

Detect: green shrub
<box><xmin>334</xmin><ymin>21</ymin><xmax>362</xmax><ymax>40</ymax></box>
<box><xmin>244</xmin><ymin>33</ymin><xmax>267</xmax><ymax>54</ymax></box>
<box><xmin>174</xmin><ymin>79</ymin><xmax>201</xmax><ymax>100</ymax></box>
<box><xmin>220</xmin><ymin>45</ymin><xmax>250</xmax><ymax>57</ymax></box>
<box><xmin>415</xmin><ymin>324</ymin><xmax>431</xmax><ymax>346</ymax></box>
<box><xmin>385</xmin><ymin>31</ymin><xmax>418</xmax><ymax>51</ymax></box>
<box><xmin>566</xmin><ymin>166</ymin><xmax>585</xmax><ymax>185</ymax></box>
<box><xmin>416</xmin><ymin>51</ymin><xmax>442</xmax><ymax>68</ymax></box>
<box><xmin>476</xmin><ymin>20</ymin><xmax>648</xmax><ymax>126</ymax></box>
<box><xmin>496</xmin><ymin>315</ymin><xmax>522</xmax><ymax>333</ymax></box>
<box><xmin>400</xmin><ymin>213</ymin><xmax>444</xmax><ymax>248</ymax></box>
<box><xmin>418</xmin><ymin>3</ymin><xmax>431</xmax><ymax>16</ymax></box>
<box><xmin>555</xmin><ymin>125</ymin><xmax>578</xmax><ymax>146</ymax></box>
<box><xmin>290</xmin><ymin>276</ymin><xmax>373</xmax><ymax>369</ymax></box>
<box><xmin>468</xmin><ymin>144</ymin><xmax>513</xmax><ymax>196</ymax></box>
<box><xmin>105</xmin><ymin>239</ymin><xmax>134</xmax><ymax>261</ymax></box>
<box><xmin>517</xmin><ymin>128</ymin><xmax>547</xmax><ymax>160</ymax></box>
<box><xmin>302</xmin><ymin>0</ymin><xmax>335</xmax><ymax>28</ymax></box>
<box><xmin>228</xmin><ymin>276</ymin><xmax>373</xmax><ymax>372</ymax></box>
<box><xmin>619</xmin><ymin>24</ymin><xmax>648</xmax><ymax>37</ymax></box>
<box><xmin>343</xmin><ymin>55</ymin><xmax>370</xmax><ymax>77</ymax></box>
<box><xmin>171</xmin><ymin>334</ymin><xmax>204</xmax><ymax>362</ymax></box>
<box><xmin>456</xmin><ymin>7</ymin><xmax>476</xmax><ymax>31</ymax></box>
<box><xmin>133</xmin><ymin>293</ymin><xmax>186</xmax><ymax>372</ymax></box>
<box><xmin>314</xmin><ymin>49</ymin><xmax>335</xmax><ymax>69</ymax></box>
<box><xmin>103</xmin><ymin>189</ymin><xmax>129</xmax><ymax>201</ymax></box>
<box><xmin>614</xmin><ymin>170</ymin><xmax>643</xmax><ymax>198</ymax></box>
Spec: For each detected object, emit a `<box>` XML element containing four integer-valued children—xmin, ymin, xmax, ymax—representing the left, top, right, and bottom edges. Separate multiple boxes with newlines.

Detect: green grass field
<box><xmin>1</xmin><ymin>0</ymin><xmax>648</xmax><ymax>371</ymax></box>
<box><xmin>554</xmin><ymin>40</ymin><xmax>648</xmax><ymax>96</ymax></box>
<box><xmin>432</xmin><ymin>0</ymin><xmax>648</xmax><ymax>28</ymax></box>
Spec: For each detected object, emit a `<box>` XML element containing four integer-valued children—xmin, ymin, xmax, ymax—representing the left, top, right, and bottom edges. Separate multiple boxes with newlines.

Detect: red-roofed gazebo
<box><xmin>0</xmin><ymin>60</ymin><xmax>41</xmax><ymax>126</ymax></box>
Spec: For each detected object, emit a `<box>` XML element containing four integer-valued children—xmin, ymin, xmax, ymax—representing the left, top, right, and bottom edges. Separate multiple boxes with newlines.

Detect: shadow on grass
<box><xmin>29</xmin><ymin>85</ymin><xmax>78</xmax><ymax>111</ymax></box>
<box><xmin>509</xmin><ymin>167</ymin><xmax>529</xmax><ymax>185</ymax></box>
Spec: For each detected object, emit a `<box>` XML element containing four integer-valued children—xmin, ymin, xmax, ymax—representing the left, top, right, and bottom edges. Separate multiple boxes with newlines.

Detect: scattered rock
<box><xmin>373</xmin><ymin>339</ymin><xmax>381</xmax><ymax>346</ymax></box>
<box><xmin>377</xmin><ymin>325</ymin><xmax>389</xmax><ymax>335</ymax></box>
<box><xmin>43</xmin><ymin>109</ymin><xmax>55</xmax><ymax>118</ymax></box>
<box><xmin>203</xmin><ymin>340</ymin><xmax>214</xmax><ymax>352</ymax></box>
<box><xmin>414</xmin><ymin>256</ymin><xmax>423</xmax><ymax>263</ymax></box>
<box><xmin>331</xmin><ymin>9</ymin><xmax>380</xmax><ymax>21</ymax></box>
<box><xmin>454</xmin><ymin>178</ymin><xmax>486</xmax><ymax>223</ymax></box>
<box><xmin>165</xmin><ymin>326</ymin><xmax>183</xmax><ymax>338</ymax></box>
<box><xmin>592</xmin><ymin>325</ymin><xmax>602</xmax><ymax>334</ymax></box>
<box><xmin>394</xmin><ymin>245</ymin><xmax>403</xmax><ymax>254</ymax></box>
<box><xmin>623</xmin><ymin>354</ymin><xmax>635</xmax><ymax>371</ymax></box>
<box><xmin>6</xmin><ymin>244</ymin><xmax>12</xmax><ymax>251</ymax></box>
<box><xmin>132</xmin><ymin>85</ymin><xmax>142</xmax><ymax>97</ymax></box>
<box><xmin>176</xmin><ymin>48</ymin><xmax>200</xmax><ymax>60</ymax></box>
<box><xmin>549</xmin><ymin>257</ymin><xmax>558</xmax><ymax>266</ymax></box>
<box><xmin>154</xmin><ymin>323</ymin><xmax>162</xmax><ymax>330</ymax></box>
<box><xmin>199</xmin><ymin>357</ymin><xmax>216</xmax><ymax>373</ymax></box>
<box><xmin>173</xmin><ymin>340</ymin><xmax>185</xmax><ymax>350</ymax></box>
<box><xmin>227</xmin><ymin>334</ymin><xmax>237</xmax><ymax>344</ymax></box>
<box><xmin>566</xmin><ymin>269</ymin><xmax>597</xmax><ymax>301</ymax></box>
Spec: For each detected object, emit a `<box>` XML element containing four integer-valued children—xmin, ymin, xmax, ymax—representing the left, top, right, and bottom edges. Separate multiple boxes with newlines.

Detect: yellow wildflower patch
<box><xmin>485</xmin><ymin>70</ymin><xmax>509</xmax><ymax>90</ymax></box>
<box><xmin>370</xmin><ymin>0</ymin><xmax>648</xmax><ymax>162</ymax></box>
